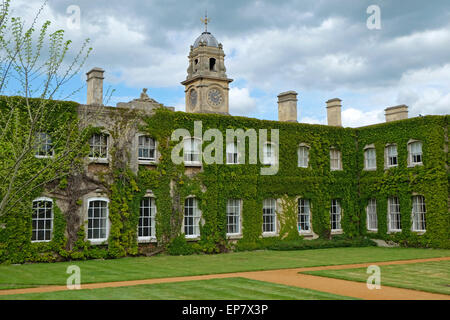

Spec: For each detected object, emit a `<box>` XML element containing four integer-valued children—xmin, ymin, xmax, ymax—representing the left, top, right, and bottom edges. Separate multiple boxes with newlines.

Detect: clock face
<box><xmin>189</xmin><ymin>89</ymin><xmax>198</xmax><ymax>108</ymax></box>
<box><xmin>207</xmin><ymin>88</ymin><xmax>223</xmax><ymax>107</ymax></box>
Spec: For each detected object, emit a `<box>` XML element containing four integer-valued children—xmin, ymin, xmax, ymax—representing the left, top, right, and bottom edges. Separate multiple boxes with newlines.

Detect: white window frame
<box><xmin>226</xmin><ymin>199</ymin><xmax>242</xmax><ymax>237</ymax></box>
<box><xmin>408</xmin><ymin>140</ymin><xmax>423</xmax><ymax>167</ymax></box>
<box><xmin>330</xmin><ymin>148</ymin><xmax>342</xmax><ymax>171</ymax></box>
<box><xmin>226</xmin><ymin>142</ymin><xmax>240</xmax><ymax>165</ymax></box>
<box><xmin>34</xmin><ymin>132</ymin><xmax>54</xmax><ymax>159</ymax></box>
<box><xmin>330</xmin><ymin>199</ymin><xmax>342</xmax><ymax>232</ymax></box>
<box><xmin>298</xmin><ymin>144</ymin><xmax>310</xmax><ymax>168</ymax></box>
<box><xmin>411</xmin><ymin>195</ymin><xmax>426</xmax><ymax>232</ymax></box>
<box><xmin>262</xmin><ymin>198</ymin><xmax>277</xmax><ymax>236</ymax></box>
<box><xmin>366</xmin><ymin>199</ymin><xmax>378</xmax><ymax>231</ymax></box>
<box><xmin>364</xmin><ymin>146</ymin><xmax>377</xmax><ymax>171</ymax></box>
<box><xmin>298</xmin><ymin>198</ymin><xmax>311</xmax><ymax>234</ymax></box>
<box><xmin>385</xmin><ymin>144</ymin><xmax>398</xmax><ymax>168</ymax></box>
<box><xmin>31</xmin><ymin>197</ymin><xmax>53</xmax><ymax>243</ymax></box>
<box><xmin>87</xmin><ymin>197</ymin><xmax>110</xmax><ymax>244</ymax></box>
<box><xmin>138</xmin><ymin>135</ymin><xmax>157</xmax><ymax>164</ymax></box>
<box><xmin>184</xmin><ymin>197</ymin><xmax>201</xmax><ymax>239</ymax></box>
<box><xmin>88</xmin><ymin>133</ymin><xmax>109</xmax><ymax>163</ymax></box>
<box><xmin>262</xmin><ymin>143</ymin><xmax>276</xmax><ymax>166</ymax></box>
<box><xmin>183</xmin><ymin>138</ymin><xmax>202</xmax><ymax>167</ymax></box>
<box><xmin>138</xmin><ymin>196</ymin><xmax>157</xmax><ymax>242</ymax></box>
<box><xmin>388</xmin><ymin>197</ymin><xmax>401</xmax><ymax>233</ymax></box>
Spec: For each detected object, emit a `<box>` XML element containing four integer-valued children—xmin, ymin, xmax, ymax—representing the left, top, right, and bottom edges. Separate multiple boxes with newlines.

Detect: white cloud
<box><xmin>229</xmin><ymin>87</ymin><xmax>258</xmax><ymax>116</ymax></box>
<box><xmin>342</xmin><ymin>108</ymin><xmax>384</xmax><ymax>128</ymax></box>
<box><xmin>301</xmin><ymin>116</ymin><xmax>325</xmax><ymax>125</ymax></box>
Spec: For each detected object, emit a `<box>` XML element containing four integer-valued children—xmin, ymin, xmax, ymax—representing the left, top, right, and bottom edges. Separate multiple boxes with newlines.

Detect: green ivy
<box><xmin>1</xmin><ymin>102</ymin><xmax>448</xmax><ymax>264</ymax></box>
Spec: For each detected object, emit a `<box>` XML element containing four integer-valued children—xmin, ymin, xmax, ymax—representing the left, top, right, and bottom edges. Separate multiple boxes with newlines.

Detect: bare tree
<box><xmin>0</xmin><ymin>0</ymin><xmax>93</xmax><ymax>218</ymax></box>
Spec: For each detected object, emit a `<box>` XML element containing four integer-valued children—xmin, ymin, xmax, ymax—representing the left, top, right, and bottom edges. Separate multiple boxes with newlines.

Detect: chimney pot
<box><xmin>326</xmin><ymin>98</ymin><xmax>342</xmax><ymax>127</ymax></box>
<box><xmin>278</xmin><ymin>91</ymin><xmax>298</xmax><ymax>122</ymax></box>
<box><xmin>385</xmin><ymin>105</ymin><xmax>408</xmax><ymax>122</ymax></box>
<box><xmin>86</xmin><ymin>67</ymin><xmax>105</xmax><ymax>105</ymax></box>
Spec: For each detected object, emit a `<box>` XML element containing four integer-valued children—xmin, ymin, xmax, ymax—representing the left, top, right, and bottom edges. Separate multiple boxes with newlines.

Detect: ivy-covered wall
<box><xmin>356</xmin><ymin>115</ymin><xmax>449</xmax><ymax>249</ymax></box>
<box><xmin>0</xmin><ymin>102</ymin><xmax>448</xmax><ymax>264</ymax></box>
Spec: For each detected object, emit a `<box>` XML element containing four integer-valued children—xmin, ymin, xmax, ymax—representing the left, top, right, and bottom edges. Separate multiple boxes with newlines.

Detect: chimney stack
<box><xmin>326</xmin><ymin>98</ymin><xmax>342</xmax><ymax>127</ymax></box>
<box><xmin>278</xmin><ymin>91</ymin><xmax>298</xmax><ymax>122</ymax></box>
<box><xmin>385</xmin><ymin>105</ymin><xmax>408</xmax><ymax>122</ymax></box>
<box><xmin>86</xmin><ymin>67</ymin><xmax>104</xmax><ymax>105</ymax></box>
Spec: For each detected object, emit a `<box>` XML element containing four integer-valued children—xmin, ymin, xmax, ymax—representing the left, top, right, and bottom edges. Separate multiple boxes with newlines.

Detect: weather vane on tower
<box><xmin>201</xmin><ymin>10</ymin><xmax>210</xmax><ymax>32</ymax></box>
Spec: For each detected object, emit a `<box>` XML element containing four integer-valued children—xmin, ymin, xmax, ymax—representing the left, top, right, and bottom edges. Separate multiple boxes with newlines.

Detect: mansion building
<box><xmin>2</xmin><ymin>25</ymin><xmax>448</xmax><ymax>262</ymax></box>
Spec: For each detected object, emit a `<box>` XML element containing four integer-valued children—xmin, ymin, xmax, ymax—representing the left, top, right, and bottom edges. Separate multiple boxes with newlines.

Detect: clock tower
<box><xmin>182</xmin><ymin>14</ymin><xmax>233</xmax><ymax>115</ymax></box>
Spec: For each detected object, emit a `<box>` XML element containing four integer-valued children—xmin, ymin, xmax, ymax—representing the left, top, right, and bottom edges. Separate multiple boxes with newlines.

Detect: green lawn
<box><xmin>0</xmin><ymin>247</ymin><xmax>449</xmax><ymax>290</ymax></box>
<box><xmin>0</xmin><ymin>277</ymin><xmax>357</xmax><ymax>300</ymax></box>
<box><xmin>302</xmin><ymin>261</ymin><xmax>450</xmax><ymax>295</ymax></box>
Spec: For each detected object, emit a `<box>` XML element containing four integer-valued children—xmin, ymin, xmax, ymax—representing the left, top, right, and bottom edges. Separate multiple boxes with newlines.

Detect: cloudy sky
<box><xmin>10</xmin><ymin>0</ymin><xmax>450</xmax><ymax>127</ymax></box>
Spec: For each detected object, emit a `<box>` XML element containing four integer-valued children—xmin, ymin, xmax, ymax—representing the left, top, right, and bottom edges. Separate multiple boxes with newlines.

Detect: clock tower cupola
<box><xmin>182</xmin><ymin>13</ymin><xmax>233</xmax><ymax>114</ymax></box>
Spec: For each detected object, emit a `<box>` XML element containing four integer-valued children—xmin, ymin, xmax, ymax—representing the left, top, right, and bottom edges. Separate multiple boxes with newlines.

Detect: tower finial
<box><xmin>200</xmin><ymin>10</ymin><xmax>210</xmax><ymax>32</ymax></box>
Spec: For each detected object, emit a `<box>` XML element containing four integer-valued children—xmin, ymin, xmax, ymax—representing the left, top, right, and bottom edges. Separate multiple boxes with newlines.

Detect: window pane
<box><xmin>88</xmin><ymin>200</ymin><xmax>108</xmax><ymax>240</ymax></box>
<box><xmin>227</xmin><ymin>199</ymin><xmax>240</xmax><ymax>234</ymax></box>
<box><xmin>298</xmin><ymin>199</ymin><xmax>310</xmax><ymax>232</ymax></box>
<box><xmin>263</xmin><ymin>199</ymin><xmax>276</xmax><ymax>233</ymax></box>
<box><xmin>32</xmin><ymin>200</ymin><xmax>53</xmax><ymax>241</ymax></box>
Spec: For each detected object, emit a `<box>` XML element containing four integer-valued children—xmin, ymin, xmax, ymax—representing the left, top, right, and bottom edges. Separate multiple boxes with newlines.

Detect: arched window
<box><xmin>87</xmin><ymin>198</ymin><xmax>109</xmax><ymax>242</ymax></box>
<box><xmin>184</xmin><ymin>197</ymin><xmax>201</xmax><ymax>238</ymax></box>
<box><xmin>412</xmin><ymin>195</ymin><xmax>426</xmax><ymax>232</ymax></box>
<box><xmin>89</xmin><ymin>133</ymin><xmax>108</xmax><ymax>159</ymax></box>
<box><xmin>35</xmin><ymin>132</ymin><xmax>54</xmax><ymax>158</ymax></box>
<box><xmin>298</xmin><ymin>145</ymin><xmax>310</xmax><ymax>168</ymax></box>
<box><xmin>32</xmin><ymin>198</ymin><xmax>53</xmax><ymax>242</ymax></box>
<box><xmin>138</xmin><ymin>135</ymin><xmax>156</xmax><ymax>162</ymax></box>
<box><xmin>139</xmin><ymin>197</ymin><xmax>156</xmax><ymax>240</ymax></box>
<box><xmin>209</xmin><ymin>58</ymin><xmax>216</xmax><ymax>71</ymax></box>
<box><xmin>183</xmin><ymin>138</ymin><xmax>201</xmax><ymax>166</ymax></box>
<box><xmin>262</xmin><ymin>199</ymin><xmax>277</xmax><ymax>234</ymax></box>
<box><xmin>226</xmin><ymin>142</ymin><xmax>239</xmax><ymax>164</ymax></box>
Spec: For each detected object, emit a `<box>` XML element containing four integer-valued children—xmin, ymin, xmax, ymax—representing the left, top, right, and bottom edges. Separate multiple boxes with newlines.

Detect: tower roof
<box><xmin>193</xmin><ymin>31</ymin><xmax>219</xmax><ymax>48</ymax></box>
